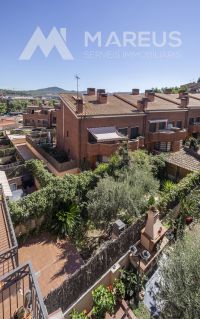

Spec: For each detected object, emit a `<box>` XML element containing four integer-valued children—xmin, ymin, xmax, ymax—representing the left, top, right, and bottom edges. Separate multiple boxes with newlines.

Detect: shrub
<box><xmin>113</xmin><ymin>279</ymin><xmax>125</xmax><ymax>300</ymax></box>
<box><xmin>92</xmin><ymin>285</ymin><xmax>116</xmax><ymax>318</ymax></box>
<box><xmin>159</xmin><ymin>170</ymin><xmax>200</xmax><ymax>211</ymax></box>
<box><xmin>70</xmin><ymin>309</ymin><xmax>88</xmax><ymax>319</ymax></box>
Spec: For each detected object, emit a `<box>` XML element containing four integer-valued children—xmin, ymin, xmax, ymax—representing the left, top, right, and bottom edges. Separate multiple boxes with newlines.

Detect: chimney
<box><xmin>145</xmin><ymin>90</ymin><xmax>155</xmax><ymax>102</ymax></box>
<box><xmin>87</xmin><ymin>88</ymin><xmax>96</xmax><ymax>96</ymax></box>
<box><xmin>179</xmin><ymin>91</ymin><xmax>188</xmax><ymax>99</ymax></box>
<box><xmin>76</xmin><ymin>97</ymin><xmax>83</xmax><ymax>113</ymax></box>
<box><xmin>132</xmin><ymin>88</ymin><xmax>140</xmax><ymax>95</ymax></box>
<box><xmin>180</xmin><ymin>97</ymin><xmax>189</xmax><ymax>108</ymax></box>
<box><xmin>97</xmin><ymin>89</ymin><xmax>106</xmax><ymax>101</ymax></box>
<box><xmin>137</xmin><ymin>98</ymin><xmax>148</xmax><ymax>111</ymax></box>
<box><xmin>99</xmin><ymin>93</ymin><xmax>108</xmax><ymax>104</ymax></box>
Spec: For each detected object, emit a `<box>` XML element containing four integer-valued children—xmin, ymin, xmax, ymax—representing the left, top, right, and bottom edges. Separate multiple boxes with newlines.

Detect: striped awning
<box><xmin>88</xmin><ymin>126</ymin><xmax>126</xmax><ymax>142</ymax></box>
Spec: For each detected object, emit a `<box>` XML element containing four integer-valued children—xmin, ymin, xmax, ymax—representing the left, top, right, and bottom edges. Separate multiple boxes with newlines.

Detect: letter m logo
<box><xmin>19</xmin><ymin>27</ymin><xmax>74</xmax><ymax>60</ymax></box>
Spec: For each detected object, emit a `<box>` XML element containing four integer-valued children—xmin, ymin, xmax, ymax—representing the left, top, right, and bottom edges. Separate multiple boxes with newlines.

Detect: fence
<box><xmin>26</xmin><ymin>135</ymin><xmax>77</xmax><ymax>172</ymax></box>
<box><xmin>0</xmin><ymin>185</ymin><xmax>18</xmax><ymax>276</ymax></box>
<box><xmin>44</xmin><ymin>217</ymin><xmax>145</xmax><ymax>314</ymax></box>
<box><xmin>0</xmin><ymin>262</ymin><xmax>48</xmax><ymax>319</ymax></box>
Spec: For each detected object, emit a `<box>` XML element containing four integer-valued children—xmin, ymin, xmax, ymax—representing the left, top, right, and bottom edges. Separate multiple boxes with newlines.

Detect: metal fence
<box><xmin>0</xmin><ymin>262</ymin><xmax>48</xmax><ymax>319</ymax></box>
<box><xmin>0</xmin><ymin>185</ymin><xmax>18</xmax><ymax>276</ymax></box>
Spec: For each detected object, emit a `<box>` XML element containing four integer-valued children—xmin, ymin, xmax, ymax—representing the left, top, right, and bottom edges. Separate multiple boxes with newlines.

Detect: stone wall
<box><xmin>44</xmin><ymin>217</ymin><xmax>145</xmax><ymax>314</ymax></box>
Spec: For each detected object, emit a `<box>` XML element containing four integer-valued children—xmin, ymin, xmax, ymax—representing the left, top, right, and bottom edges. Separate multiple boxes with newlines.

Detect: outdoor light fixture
<box><xmin>141</xmin><ymin>250</ymin><xmax>151</xmax><ymax>261</ymax></box>
<box><xmin>129</xmin><ymin>244</ymin><xmax>138</xmax><ymax>255</ymax></box>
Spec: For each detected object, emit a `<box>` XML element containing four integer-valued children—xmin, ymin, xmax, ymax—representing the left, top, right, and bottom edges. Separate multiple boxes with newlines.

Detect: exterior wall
<box><xmin>56</xmin><ymin>101</ymin><xmax>80</xmax><ymax>163</ymax></box>
<box><xmin>81</xmin><ymin>115</ymin><xmax>145</xmax><ymax>163</ymax></box>
<box><xmin>23</xmin><ymin>109</ymin><xmax>57</xmax><ymax>128</ymax></box>
<box><xmin>56</xmin><ymin>98</ymin><xmax>200</xmax><ymax>168</ymax></box>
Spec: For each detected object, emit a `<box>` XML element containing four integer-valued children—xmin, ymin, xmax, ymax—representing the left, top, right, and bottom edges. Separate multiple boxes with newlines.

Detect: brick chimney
<box><xmin>179</xmin><ymin>91</ymin><xmax>188</xmax><ymax>99</ymax></box>
<box><xmin>132</xmin><ymin>89</ymin><xmax>140</xmax><ymax>95</ymax></box>
<box><xmin>87</xmin><ymin>88</ymin><xmax>96</xmax><ymax>96</ymax></box>
<box><xmin>137</xmin><ymin>98</ymin><xmax>148</xmax><ymax>111</ymax></box>
<box><xmin>180</xmin><ymin>97</ymin><xmax>189</xmax><ymax>108</ymax></box>
<box><xmin>76</xmin><ymin>97</ymin><xmax>83</xmax><ymax>113</ymax></box>
<box><xmin>97</xmin><ymin>89</ymin><xmax>106</xmax><ymax>102</ymax></box>
<box><xmin>145</xmin><ymin>90</ymin><xmax>155</xmax><ymax>102</ymax></box>
<box><xmin>99</xmin><ymin>93</ymin><xmax>108</xmax><ymax>104</ymax></box>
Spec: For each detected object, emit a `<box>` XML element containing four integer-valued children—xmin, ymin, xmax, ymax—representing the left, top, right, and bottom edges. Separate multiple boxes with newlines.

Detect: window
<box><xmin>155</xmin><ymin>142</ymin><xmax>171</xmax><ymax>152</ymax></box>
<box><xmin>66</xmin><ymin>130</ymin><xmax>69</xmax><ymax>137</ymax></box>
<box><xmin>149</xmin><ymin>123</ymin><xmax>156</xmax><ymax>133</ymax></box>
<box><xmin>189</xmin><ymin>118</ymin><xmax>195</xmax><ymax>125</ymax></box>
<box><xmin>52</xmin><ymin>117</ymin><xmax>56</xmax><ymax>124</ymax></box>
<box><xmin>168</xmin><ymin>121</ymin><xmax>175</xmax><ymax>128</ymax></box>
<box><xmin>159</xmin><ymin>122</ymin><xmax>166</xmax><ymax>130</ymax></box>
<box><xmin>31</xmin><ymin>109</ymin><xmax>34</xmax><ymax>114</ymax></box>
<box><xmin>118</xmin><ymin>127</ymin><xmax>128</xmax><ymax>136</ymax></box>
<box><xmin>130</xmin><ymin>127</ymin><xmax>139</xmax><ymax>139</ymax></box>
<box><xmin>176</xmin><ymin>121</ymin><xmax>182</xmax><ymax>129</ymax></box>
<box><xmin>196</xmin><ymin>117</ymin><xmax>200</xmax><ymax>123</ymax></box>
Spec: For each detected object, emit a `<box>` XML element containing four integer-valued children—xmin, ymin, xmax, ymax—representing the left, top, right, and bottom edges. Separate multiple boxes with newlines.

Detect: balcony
<box><xmin>188</xmin><ymin>122</ymin><xmax>200</xmax><ymax>134</ymax></box>
<box><xmin>87</xmin><ymin>137</ymin><xmax>144</xmax><ymax>157</ymax></box>
<box><xmin>148</xmin><ymin>128</ymin><xmax>187</xmax><ymax>143</ymax></box>
<box><xmin>0</xmin><ymin>185</ymin><xmax>18</xmax><ymax>276</ymax></box>
<box><xmin>0</xmin><ymin>262</ymin><xmax>48</xmax><ymax>319</ymax></box>
<box><xmin>0</xmin><ymin>185</ymin><xmax>49</xmax><ymax>319</ymax></box>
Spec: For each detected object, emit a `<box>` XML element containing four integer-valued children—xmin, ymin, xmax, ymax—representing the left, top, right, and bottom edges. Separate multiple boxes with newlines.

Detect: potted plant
<box><xmin>92</xmin><ymin>285</ymin><xmax>116</xmax><ymax>319</ymax></box>
<box><xmin>113</xmin><ymin>279</ymin><xmax>125</xmax><ymax>302</ymax></box>
<box><xmin>70</xmin><ymin>309</ymin><xmax>88</xmax><ymax>319</ymax></box>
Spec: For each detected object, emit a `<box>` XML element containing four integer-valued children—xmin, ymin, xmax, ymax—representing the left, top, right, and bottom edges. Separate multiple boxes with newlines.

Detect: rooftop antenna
<box><xmin>75</xmin><ymin>74</ymin><xmax>80</xmax><ymax>98</ymax></box>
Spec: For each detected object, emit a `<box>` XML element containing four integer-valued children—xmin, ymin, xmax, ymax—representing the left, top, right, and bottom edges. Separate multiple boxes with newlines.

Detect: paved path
<box><xmin>15</xmin><ymin>143</ymin><xmax>37</xmax><ymax>161</ymax></box>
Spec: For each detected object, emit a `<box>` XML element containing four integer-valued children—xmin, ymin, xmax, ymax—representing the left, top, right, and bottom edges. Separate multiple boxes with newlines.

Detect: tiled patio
<box><xmin>19</xmin><ymin>232</ymin><xmax>84</xmax><ymax>297</ymax></box>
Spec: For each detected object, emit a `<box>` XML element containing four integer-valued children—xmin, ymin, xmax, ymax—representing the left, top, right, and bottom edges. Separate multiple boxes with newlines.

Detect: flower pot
<box><xmin>185</xmin><ymin>216</ymin><xmax>193</xmax><ymax>225</ymax></box>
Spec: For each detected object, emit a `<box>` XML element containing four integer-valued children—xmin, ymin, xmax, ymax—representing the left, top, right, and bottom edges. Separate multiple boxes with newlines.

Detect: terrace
<box><xmin>0</xmin><ymin>185</ymin><xmax>49</xmax><ymax>319</ymax></box>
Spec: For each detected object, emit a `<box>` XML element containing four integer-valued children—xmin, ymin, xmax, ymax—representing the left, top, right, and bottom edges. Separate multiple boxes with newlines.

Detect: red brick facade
<box><xmin>23</xmin><ymin>106</ymin><xmax>58</xmax><ymax>128</ymax></box>
<box><xmin>56</xmin><ymin>90</ymin><xmax>200</xmax><ymax>167</ymax></box>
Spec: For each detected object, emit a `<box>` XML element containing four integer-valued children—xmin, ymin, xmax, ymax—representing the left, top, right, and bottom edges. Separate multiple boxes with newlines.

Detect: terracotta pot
<box><xmin>185</xmin><ymin>216</ymin><xmax>193</xmax><ymax>225</ymax></box>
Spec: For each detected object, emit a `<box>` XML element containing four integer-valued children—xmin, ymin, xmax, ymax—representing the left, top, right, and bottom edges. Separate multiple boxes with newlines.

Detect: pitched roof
<box><xmin>60</xmin><ymin>93</ymin><xmax>139</xmax><ymax>117</ymax></box>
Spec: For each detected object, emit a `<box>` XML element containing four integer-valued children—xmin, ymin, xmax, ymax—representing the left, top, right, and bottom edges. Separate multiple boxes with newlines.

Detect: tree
<box><xmin>87</xmin><ymin>158</ymin><xmax>159</xmax><ymax>229</ymax></box>
<box><xmin>158</xmin><ymin>227</ymin><xmax>200</xmax><ymax>319</ymax></box>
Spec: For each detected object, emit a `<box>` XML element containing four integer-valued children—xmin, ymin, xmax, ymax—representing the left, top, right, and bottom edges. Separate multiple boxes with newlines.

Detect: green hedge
<box><xmin>159</xmin><ymin>170</ymin><xmax>200</xmax><ymax>211</ymax></box>
<box><xmin>25</xmin><ymin>159</ymin><xmax>56</xmax><ymax>187</ymax></box>
<box><xmin>0</xmin><ymin>147</ymin><xmax>15</xmax><ymax>157</ymax></box>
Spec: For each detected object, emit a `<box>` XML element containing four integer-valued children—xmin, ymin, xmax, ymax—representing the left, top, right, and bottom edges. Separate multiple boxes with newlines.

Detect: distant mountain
<box><xmin>0</xmin><ymin>87</ymin><xmax>77</xmax><ymax>97</ymax></box>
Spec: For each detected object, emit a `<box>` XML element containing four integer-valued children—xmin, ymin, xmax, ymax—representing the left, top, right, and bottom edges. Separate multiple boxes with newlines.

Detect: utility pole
<box><xmin>75</xmin><ymin>75</ymin><xmax>80</xmax><ymax>98</ymax></box>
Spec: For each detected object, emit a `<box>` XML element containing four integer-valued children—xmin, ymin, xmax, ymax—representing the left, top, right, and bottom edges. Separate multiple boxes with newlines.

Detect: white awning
<box><xmin>88</xmin><ymin>127</ymin><xmax>126</xmax><ymax>142</ymax></box>
<box><xmin>149</xmin><ymin>119</ymin><xmax>168</xmax><ymax>123</ymax></box>
<box><xmin>0</xmin><ymin>171</ymin><xmax>12</xmax><ymax>197</ymax></box>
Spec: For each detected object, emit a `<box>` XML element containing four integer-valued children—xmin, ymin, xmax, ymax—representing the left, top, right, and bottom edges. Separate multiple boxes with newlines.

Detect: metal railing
<box><xmin>0</xmin><ymin>185</ymin><xmax>18</xmax><ymax>276</ymax></box>
<box><xmin>0</xmin><ymin>262</ymin><xmax>48</xmax><ymax>319</ymax></box>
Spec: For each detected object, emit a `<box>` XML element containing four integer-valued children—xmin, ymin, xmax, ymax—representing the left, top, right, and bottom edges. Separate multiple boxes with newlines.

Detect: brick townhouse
<box><xmin>56</xmin><ymin>88</ymin><xmax>200</xmax><ymax>167</ymax></box>
<box><xmin>23</xmin><ymin>104</ymin><xmax>59</xmax><ymax>128</ymax></box>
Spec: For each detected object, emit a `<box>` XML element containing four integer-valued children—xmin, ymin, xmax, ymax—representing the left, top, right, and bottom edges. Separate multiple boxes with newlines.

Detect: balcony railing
<box><xmin>188</xmin><ymin>122</ymin><xmax>200</xmax><ymax>134</ymax></box>
<box><xmin>148</xmin><ymin>128</ymin><xmax>187</xmax><ymax>143</ymax></box>
<box><xmin>0</xmin><ymin>185</ymin><xmax>18</xmax><ymax>276</ymax></box>
<box><xmin>87</xmin><ymin>137</ymin><xmax>144</xmax><ymax>157</ymax></box>
<box><xmin>0</xmin><ymin>262</ymin><xmax>48</xmax><ymax>319</ymax></box>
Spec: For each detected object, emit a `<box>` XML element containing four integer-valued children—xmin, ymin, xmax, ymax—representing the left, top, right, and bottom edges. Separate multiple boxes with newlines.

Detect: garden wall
<box><xmin>26</xmin><ymin>136</ymin><xmax>77</xmax><ymax>172</ymax></box>
<box><xmin>44</xmin><ymin>217</ymin><xmax>145</xmax><ymax>314</ymax></box>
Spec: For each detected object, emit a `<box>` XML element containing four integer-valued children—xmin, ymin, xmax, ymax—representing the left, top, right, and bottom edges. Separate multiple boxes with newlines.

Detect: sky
<box><xmin>0</xmin><ymin>0</ymin><xmax>200</xmax><ymax>92</ymax></box>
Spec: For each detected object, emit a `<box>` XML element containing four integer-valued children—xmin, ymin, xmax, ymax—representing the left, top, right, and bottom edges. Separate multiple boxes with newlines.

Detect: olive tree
<box><xmin>158</xmin><ymin>226</ymin><xmax>200</xmax><ymax>319</ymax></box>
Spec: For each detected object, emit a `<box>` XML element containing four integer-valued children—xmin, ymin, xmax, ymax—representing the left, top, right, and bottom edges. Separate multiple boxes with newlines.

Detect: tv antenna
<box><xmin>75</xmin><ymin>74</ymin><xmax>80</xmax><ymax>98</ymax></box>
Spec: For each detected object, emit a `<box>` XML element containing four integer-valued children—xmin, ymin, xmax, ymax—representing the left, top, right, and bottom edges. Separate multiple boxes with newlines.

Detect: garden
<box><xmin>8</xmin><ymin>142</ymin><xmax>200</xmax><ymax>319</ymax></box>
